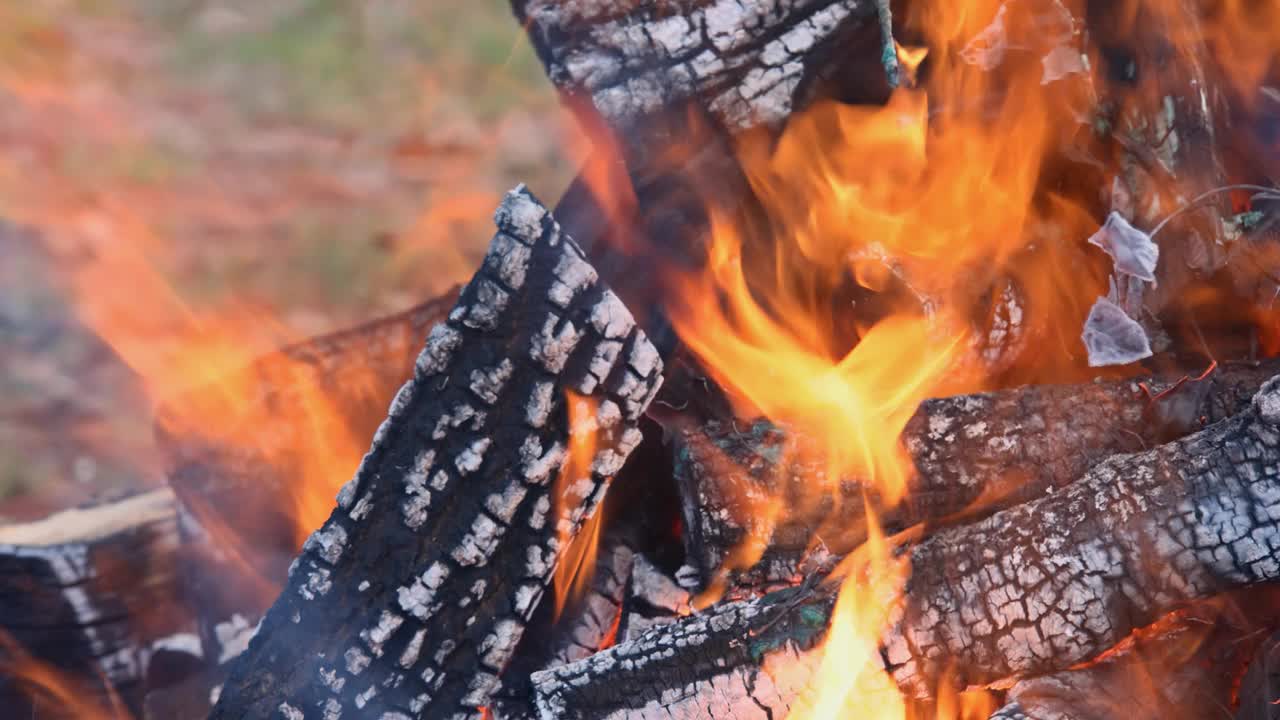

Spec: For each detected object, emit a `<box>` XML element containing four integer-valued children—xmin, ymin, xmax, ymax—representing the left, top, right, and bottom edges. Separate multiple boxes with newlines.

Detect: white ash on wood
<box><xmin>156</xmin><ymin>288</ymin><xmax>460</xmax><ymax>677</ymax></box>
<box><xmin>672</xmin><ymin>359</ymin><xmax>1280</xmax><ymax>590</ymax></box>
<box><xmin>208</xmin><ymin>187</ymin><xmax>664</xmax><ymax>720</ymax></box>
<box><xmin>512</xmin><ymin>0</ymin><xmax>877</xmax><ymax>133</ymax></box>
<box><xmin>529</xmin><ymin>375</ymin><xmax>1280</xmax><ymax>717</ymax></box>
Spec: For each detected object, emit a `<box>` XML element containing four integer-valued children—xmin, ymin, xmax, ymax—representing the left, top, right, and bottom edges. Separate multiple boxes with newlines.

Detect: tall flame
<box><xmin>667</xmin><ymin>0</ymin><xmax>1280</xmax><ymax>717</ymax></box>
<box><xmin>551</xmin><ymin>392</ymin><xmax>605</xmax><ymax>621</ymax></box>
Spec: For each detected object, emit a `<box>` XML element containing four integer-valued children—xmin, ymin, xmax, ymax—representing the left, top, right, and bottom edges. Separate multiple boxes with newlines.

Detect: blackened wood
<box><xmin>674</xmin><ymin>359</ymin><xmax>1280</xmax><ymax>589</ymax></box>
<box><xmin>532</xmin><ymin>376</ymin><xmax>1280</xmax><ymax>715</ymax></box>
<box><xmin>885</xmin><ymin>374</ymin><xmax>1280</xmax><ymax>696</ymax></box>
<box><xmin>512</xmin><ymin>0</ymin><xmax>876</xmax><ymax>134</ymax></box>
<box><xmin>491</xmin><ymin>536</ymin><xmax>635</xmax><ymax>720</ymax></box>
<box><xmin>0</xmin><ymin>489</ymin><xmax>194</xmax><ymax>712</ymax></box>
<box><xmin>531</xmin><ymin>585</ymin><xmax>832</xmax><ymax>720</ymax></box>
<box><xmin>987</xmin><ymin>590</ymin><xmax>1277</xmax><ymax>720</ymax></box>
<box><xmin>208</xmin><ymin>187</ymin><xmax>664</xmax><ymax>720</ymax></box>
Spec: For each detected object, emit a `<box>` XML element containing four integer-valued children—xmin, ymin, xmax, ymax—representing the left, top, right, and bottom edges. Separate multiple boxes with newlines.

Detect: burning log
<box><xmin>987</xmin><ymin>591</ymin><xmax>1278</xmax><ymax>720</ymax></box>
<box><xmin>208</xmin><ymin>187</ymin><xmax>664</xmax><ymax>719</ymax></box>
<box><xmin>491</xmin><ymin>536</ymin><xmax>637</xmax><ymax>720</ymax></box>
<box><xmin>531</xmin><ymin>585</ymin><xmax>829</xmax><ymax>720</ymax></box>
<box><xmin>885</xmin><ymin>374</ymin><xmax>1280</xmax><ymax>695</ymax></box>
<box><xmin>674</xmin><ymin>359</ymin><xmax>1280</xmax><ymax>588</ymax></box>
<box><xmin>511</xmin><ymin>0</ymin><xmax>878</xmax><ymax>134</ymax></box>
<box><xmin>532</xmin><ymin>375</ymin><xmax>1280</xmax><ymax>716</ymax></box>
<box><xmin>0</xmin><ymin>489</ymin><xmax>195</xmax><ymax>711</ymax></box>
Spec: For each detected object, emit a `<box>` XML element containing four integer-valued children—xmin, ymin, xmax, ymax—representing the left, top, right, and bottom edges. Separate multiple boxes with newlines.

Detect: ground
<box><xmin>0</xmin><ymin>0</ymin><xmax>576</xmax><ymax>520</ymax></box>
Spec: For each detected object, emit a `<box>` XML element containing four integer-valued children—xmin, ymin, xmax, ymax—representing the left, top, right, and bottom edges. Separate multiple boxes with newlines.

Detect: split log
<box><xmin>512</xmin><ymin>0</ymin><xmax>878</xmax><ymax>134</ymax></box>
<box><xmin>674</xmin><ymin>358</ymin><xmax>1280</xmax><ymax>588</ymax></box>
<box><xmin>208</xmin><ymin>187</ymin><xmax>664</xmax><ymax>720</ymax></box>
<box><xmin>0</xmin><ymin>489</ymin><xmax>196</xmax><ymax>712</ymax></box>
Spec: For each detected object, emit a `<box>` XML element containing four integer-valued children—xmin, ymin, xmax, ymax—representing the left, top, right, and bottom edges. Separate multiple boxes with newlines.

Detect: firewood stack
<box><xmin>3</xmin><ymin>1</ymin><xmax>1280</xmax><ymax>719</ymax></box>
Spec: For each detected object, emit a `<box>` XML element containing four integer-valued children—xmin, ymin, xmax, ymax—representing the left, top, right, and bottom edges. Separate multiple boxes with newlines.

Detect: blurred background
<box><xmin>0</xmin><ymin>0</ymin><xmax>577</xmax><ymax>521</ymax></box>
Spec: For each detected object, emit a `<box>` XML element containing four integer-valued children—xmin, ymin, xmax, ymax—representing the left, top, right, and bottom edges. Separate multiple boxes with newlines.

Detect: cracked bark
<box><xmin>511</xmin><ymin>0</ymin><xmax>876</xmax><ymax>134</ymax></box>
<box><xmin>0</xmin><ymin>489</ymin><xmax>193</xmax><ymax>712</ymax></box>
<box><xmin>986</xmin><ymin>589</ymin><xmax>1280</xmax><ymax>720</ymax></box>
<box><xmin>531</xmin><ymin>585</ymin><xmax>832</xmax><ymax>720</ymax></box>
<box><xmin>208</xmin><ymin>187</ymin><xmax>664</xmax><ymax>720</ymax></box>
<box><xmin>885</xmin><ymin>374</ymin><xmax>1280</xmax><ymax>696</ymax></box>
<box><xmin>674</xmin><ymin>359</ymin><xmax>1280</xmax><ymax>588</ymax></box>
<box><xmin>531</xmin><ymin>375</ymin><xmax>1280</xmax><ymax>716</ymax></box>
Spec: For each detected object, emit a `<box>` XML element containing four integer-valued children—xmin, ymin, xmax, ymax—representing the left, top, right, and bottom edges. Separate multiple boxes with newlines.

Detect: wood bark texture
<box><xmin>885</xmin><ymin>374</ymin><xmax>1280</xmax><ymax>696</ymax></box>
<box><xmin>531</xmin><ymin>585</ymin><xmax>831</xmax><ymax>720</ymax></box>
<box><xmin>986</xmin><ymin>593</ymin><xmax>1273</xmax><ymax>720</ymax></box>
<box><xmin>491</xmin><ymin>537</ymin><xmax>635</xmax><ymax>720</ymax></box>
<box><xmin>538</xmin><ymin>375</ymin><xmax>1280</xmax><ymax>715</ymax></box>
<box><xmin>674</xmin><ymin>360</ymin><xmax>1279</xmax><ymax>588</ymax></box>
<box><xmin>511</xmin><ymin>0</ymin><xmax>875</xmax><ymax>133</ymax></box>
<box><xmin>208</xmin><ymin>186</ymin><xmax>664</xmax><ymax>720</ymax></box>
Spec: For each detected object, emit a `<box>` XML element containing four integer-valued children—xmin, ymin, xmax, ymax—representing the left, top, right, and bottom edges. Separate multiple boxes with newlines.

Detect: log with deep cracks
<box><xmin>674</xmin><ymin>359</ymin><xmax>1280</xmax><ymax>589</ymax></box>
<box><xmin>886</xmin><ymin>374</ymin><xmax>1280</xmax><ymax>695</ymax></box>
<box><xmin>207</xmin><ymin>187</ymin><xmax>664</xmax><ymax>720</ymax></box>
<box><xmin>531</xmin><ymin>584</ymin><xmax>833</xmax><ymax>720</ymax></box>
<box><xmin>534</xmin><ymin>375</ymin><xmax>1280</xmax><ymax>717</ymax></box>
<box><xmin>511</xmin><ymin>0</ymin><xmax>877</xmax><ymax>134</ymax></box>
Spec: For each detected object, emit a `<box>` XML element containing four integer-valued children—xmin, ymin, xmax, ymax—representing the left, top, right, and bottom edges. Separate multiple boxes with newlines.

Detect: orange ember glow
<box><xmin>665</xmin><ymin>0</ymin><xmax>1280</xmax><ymax>718</ymax></box>
<box><xmin>552</xmin><ymin>392</ymin><xmax>605</xmax><ymax>621</ymax></box>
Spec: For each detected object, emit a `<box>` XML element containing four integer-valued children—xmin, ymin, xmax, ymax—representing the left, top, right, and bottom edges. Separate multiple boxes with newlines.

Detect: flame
<box><xmin>0</xmin><ymin>629</ymin><xmax>130</xmax><ymax>719</ymax></box>
<box><xmin>663</xmin><ymin>0</ymin><xmax>1280</xmax><ymax>718</ymax></box>
<box><xmin>551</xmin><ymin>392</ymin><xmax>605</xmax><ymax>621</ymax></box>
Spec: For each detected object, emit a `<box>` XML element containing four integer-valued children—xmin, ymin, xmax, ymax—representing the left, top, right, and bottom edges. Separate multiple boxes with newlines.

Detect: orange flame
<box><xmin>0</xmin><ymin>629</ymin><xmax>130</xmax><ymax>720</ymax></box>
<box><xmin>551</xmin><ymin>392</ymin><xmax>605</xmax><ymax>621</ymax></box>
<box><xmin>664</xmin><ymin>0</ymin><xmax>1280</xmax><ymax>718</ymax></box>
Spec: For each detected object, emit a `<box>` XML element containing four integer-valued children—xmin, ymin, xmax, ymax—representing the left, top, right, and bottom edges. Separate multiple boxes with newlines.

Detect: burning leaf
<box><xmin>1040</xmin><ymin>45</ymin><xmax>1086</xmax><ymax>84</ymax></box>
<box><xmin>1088</xmin><ymin>211</ymin><xmax>1159</xmax><ymax>283</ymax></box>
<box><xmin>1082</xmin><ymin>296</ymin><xmax>1153</xmax><ymax>367</ymax></box>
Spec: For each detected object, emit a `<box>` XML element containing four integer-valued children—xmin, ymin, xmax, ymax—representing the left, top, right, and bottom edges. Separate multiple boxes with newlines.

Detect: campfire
<box><xmin>5</xmin><ymin>0</ymin><xmax>1280</xmax><ymax>718</ymax></box>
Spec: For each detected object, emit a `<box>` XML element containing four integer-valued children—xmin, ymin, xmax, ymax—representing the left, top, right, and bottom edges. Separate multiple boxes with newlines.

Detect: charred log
<box><xmin>492</xmin><ymin>535</ymin><xmax>636</xmax><ymax>720</ymax></box>
<box><xmin>208</xmin><ymin>187</ymin><xmax>664</xmax><ymax>720</ymax></box>
<box><xmin>536</xmin><ymin>375</ymin><xmax>1280</xmax><ymax>715</ymax></box>
<box><xmin>512</xmin><ymin>0</ymin><xmax>877</xmax><ymax>134</ymax></box>
<box><xmin>987</xmin><ymin>590</ymin><xmax>1279</xmax><ymax>720</ymax></box>
<box><xmin>0</xmin><ymin>489</ymin><xmax>195</xmax><ymax>712</ymax></box>
<box><xmin>885</xmin><ymin>374</ymin><xmax>1280</xmax><ymax>695</ymax></box>
<box><xmin>531</xmin><ymin>585</ymin><xmax>831</xmax><ymax>720</ymax></box>
<box><xmin>674</xmin><ymin>359</ymin><xmax>1280</xmax><ymax>588</ymax></box>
